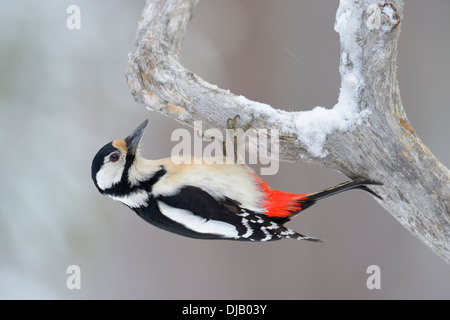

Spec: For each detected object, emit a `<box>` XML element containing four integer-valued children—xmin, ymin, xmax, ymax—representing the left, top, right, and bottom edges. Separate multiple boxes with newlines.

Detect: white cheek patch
<box><xmin>96</xmin><ymin>164</ymin><xmax>124</xmax><ymax>190</ymax></box>
<box><xmin>109</xmin><ymin>190</ymin><xmax>149</xmax><ymax>208</ymax></box>
<box><xmin>157</xmin><ymin>201</ymin><xmax>239</xmax><ymax>238</ymax></box>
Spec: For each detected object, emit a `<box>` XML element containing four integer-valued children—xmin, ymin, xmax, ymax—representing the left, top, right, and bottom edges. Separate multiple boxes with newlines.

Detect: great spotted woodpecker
<box><xmin>91</xmin><ymin>120</ymin><xmax>381</xmax><ymax>242</ymax></box>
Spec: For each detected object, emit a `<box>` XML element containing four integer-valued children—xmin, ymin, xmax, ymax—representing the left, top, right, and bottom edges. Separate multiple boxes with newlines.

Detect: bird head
<box><xmin>91</xmin><ymin>119</ymin><xmax>148</xmax><ymax>193</ymax></box>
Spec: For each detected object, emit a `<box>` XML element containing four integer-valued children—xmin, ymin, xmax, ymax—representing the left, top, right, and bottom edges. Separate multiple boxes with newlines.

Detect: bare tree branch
<box><xmin>126</xmin><ymin>0</ymin><xmax>450</xmax><ymax>263</ymax></box>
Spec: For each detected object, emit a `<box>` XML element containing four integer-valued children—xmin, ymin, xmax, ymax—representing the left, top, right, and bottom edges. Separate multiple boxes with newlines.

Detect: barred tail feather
<box><xmin>289</xmin><ymin>231</ymin><xmax>325</xmax><ymax>243</ymax></box>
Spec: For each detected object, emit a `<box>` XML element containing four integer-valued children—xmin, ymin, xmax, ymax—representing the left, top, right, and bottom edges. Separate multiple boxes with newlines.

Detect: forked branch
<box><xmin>126</xmin><ymin>0</ymin><xmax>450</xmax><ymax>263</ymax></box>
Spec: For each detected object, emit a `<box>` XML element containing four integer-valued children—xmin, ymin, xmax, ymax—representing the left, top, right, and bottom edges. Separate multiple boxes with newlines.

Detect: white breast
<box><xmin>109</xmin><ymin>190</ymin><xmax>149</xmax><ymax>208</ymax></box>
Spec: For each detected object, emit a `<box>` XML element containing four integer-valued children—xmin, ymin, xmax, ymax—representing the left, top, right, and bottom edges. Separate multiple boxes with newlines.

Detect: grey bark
<box><xmin>126</xmin><ymin>0</ymin><xmax>450</xmax><ymax>263</ymax></box>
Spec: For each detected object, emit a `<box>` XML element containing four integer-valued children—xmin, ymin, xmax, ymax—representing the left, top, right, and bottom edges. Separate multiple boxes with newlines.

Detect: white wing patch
<box><xmin>110</xmin><ymin>190</ymin><xmax>149</xmax><ymax>208</ymax></box>
<box><xmin>157</xmin><ymin>201</ymin><xmax>239</xmax><ymax>238</ymax></box>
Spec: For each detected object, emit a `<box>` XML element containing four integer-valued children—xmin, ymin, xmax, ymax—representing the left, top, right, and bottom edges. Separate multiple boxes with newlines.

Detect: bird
<box><xmin>91</xmin><ymin>119</ymin><xmax>381</xmax><ymax>242</ymax></box>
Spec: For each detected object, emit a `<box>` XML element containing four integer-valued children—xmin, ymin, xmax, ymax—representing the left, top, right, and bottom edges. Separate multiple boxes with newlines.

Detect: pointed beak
<box><xmin>124</xmin><ymin>119</ymin><xmax>148</xmax><ymax>156</ymax></box>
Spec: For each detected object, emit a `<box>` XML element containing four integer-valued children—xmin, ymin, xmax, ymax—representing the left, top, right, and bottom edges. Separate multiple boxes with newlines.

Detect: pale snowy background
<box><xmin>1</xmin><ymin>0</ymin><xmax>449</xmax><ymax>299</ymax></box>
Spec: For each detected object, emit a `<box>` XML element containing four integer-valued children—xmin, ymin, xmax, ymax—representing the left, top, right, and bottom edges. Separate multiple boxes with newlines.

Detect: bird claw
<box><xmin>226</xmin><ymin>115</ymin><xmax>240</xmax><ymax>130</ymax></box>
<box><xmin>226</xmin><ymin>114</ymin><xmax>254</xmax><ymax>132</ymax></box>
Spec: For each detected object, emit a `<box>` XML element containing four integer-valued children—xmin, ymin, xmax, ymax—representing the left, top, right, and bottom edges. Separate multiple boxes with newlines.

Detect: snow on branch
<box><xmin>291</xmin><ymin>0</ymin><xmax>370</xmax><ymax>158</ymax></box>
<box><xmin>126</xmin><ymin>0</ymin><xmax>450</xmax><ymax>263</ymax></box>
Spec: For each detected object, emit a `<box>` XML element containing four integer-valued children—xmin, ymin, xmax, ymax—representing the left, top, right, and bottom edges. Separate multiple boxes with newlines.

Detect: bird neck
<box><xmin>127</xmin><ymin>154</ymin><xmax>162</xmax><ymax>187</ymax></box>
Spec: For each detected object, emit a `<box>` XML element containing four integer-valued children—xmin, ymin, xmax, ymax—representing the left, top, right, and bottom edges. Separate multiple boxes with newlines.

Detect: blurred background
<box><xmin>1</xmin><ymin>0</ymin><xmax>449</xmax><ymax>299</ymax></box>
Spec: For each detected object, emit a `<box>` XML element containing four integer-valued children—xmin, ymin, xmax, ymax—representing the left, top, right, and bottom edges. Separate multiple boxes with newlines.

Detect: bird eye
<box><xmin>109</xmin><ymin>153</ymin><xmax>120</xmax><ymax>162</ymax></box>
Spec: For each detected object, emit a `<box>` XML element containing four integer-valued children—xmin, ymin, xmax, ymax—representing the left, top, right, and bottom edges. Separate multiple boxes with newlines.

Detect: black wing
<box><xmin>135</xmin><ymin>186</ymin><xmax>322</xmax><ymax>242</ymax></box>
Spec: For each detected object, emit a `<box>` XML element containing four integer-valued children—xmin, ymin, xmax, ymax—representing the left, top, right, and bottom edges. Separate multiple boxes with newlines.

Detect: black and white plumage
<box><xmin>91</xmin><ymin>120</ymin><xmax>381</xmax><ymax>242</ymax></box>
